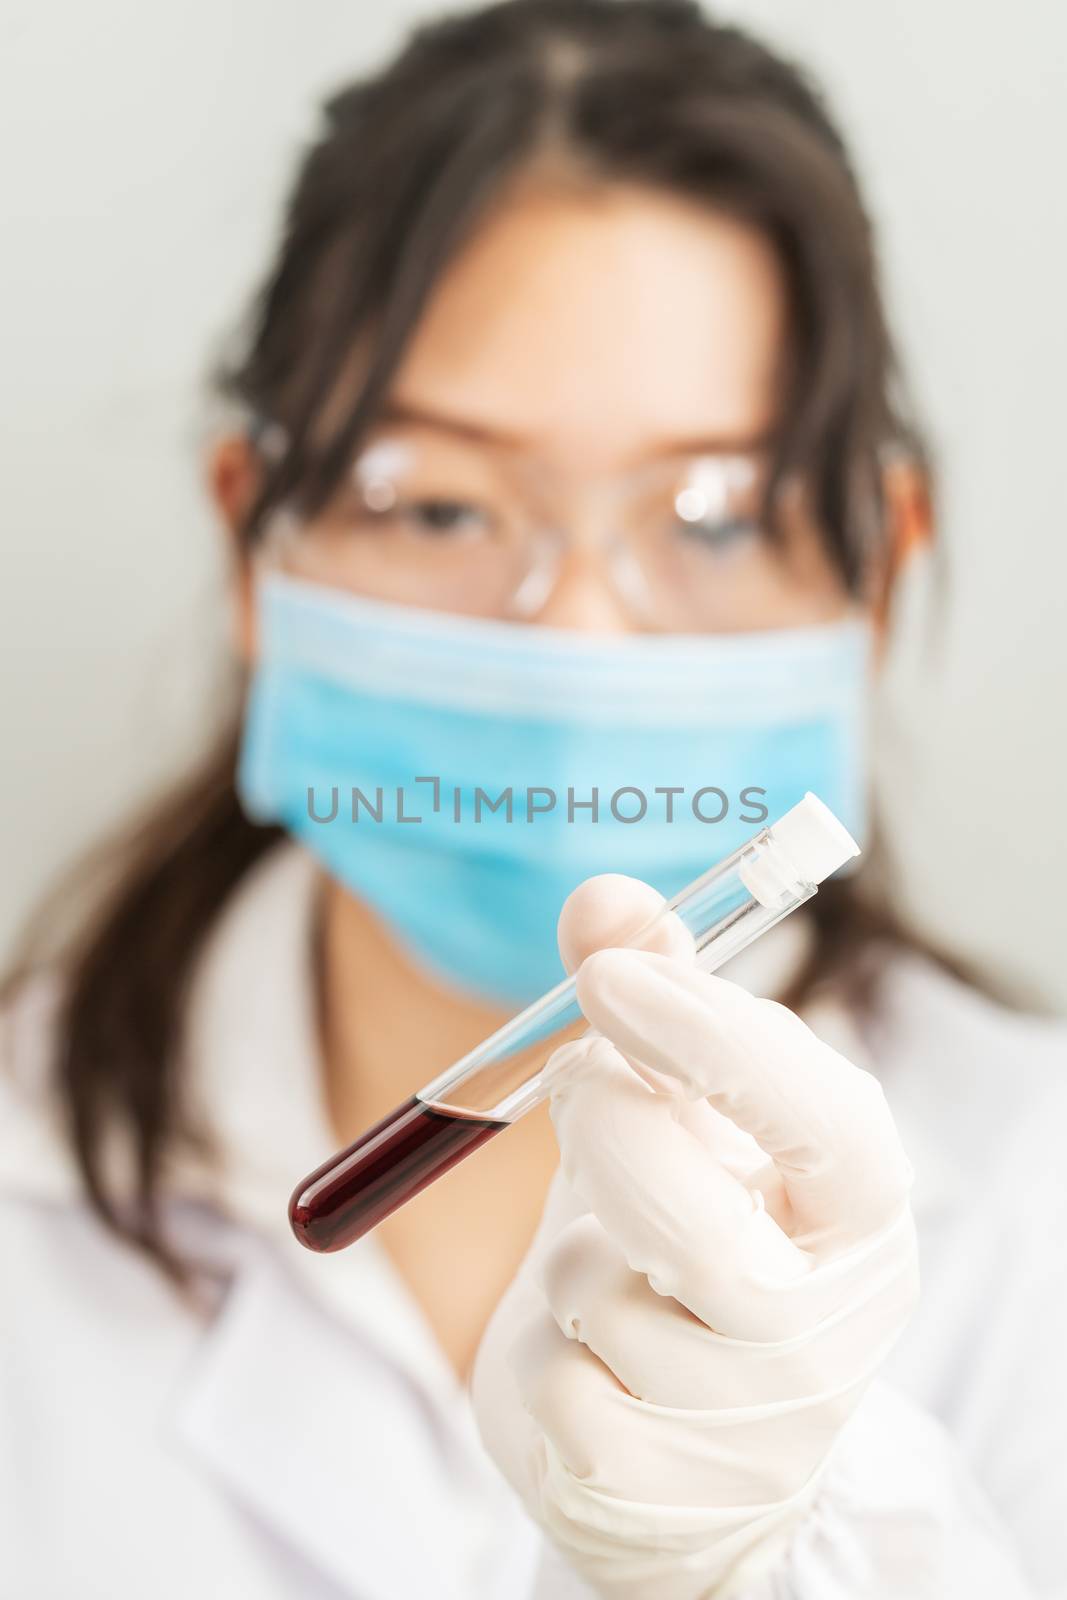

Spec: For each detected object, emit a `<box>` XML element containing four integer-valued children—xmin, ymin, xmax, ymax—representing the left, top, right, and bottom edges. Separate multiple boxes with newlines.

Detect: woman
<box><xmin>2</xmin><ymin>2</ymin><xmax>1064</xmax><ymax>1596</ymax></box>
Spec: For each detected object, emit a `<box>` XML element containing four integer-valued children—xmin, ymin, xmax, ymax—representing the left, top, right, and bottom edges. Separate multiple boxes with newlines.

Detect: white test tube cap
<box><xmin>770</xmin><ymin>793</ymin><xmax>861</xmax><ymax>885</ymax></box>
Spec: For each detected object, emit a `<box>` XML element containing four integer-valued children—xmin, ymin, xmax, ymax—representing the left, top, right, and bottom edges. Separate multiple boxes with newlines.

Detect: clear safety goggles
<box><xmin>253</xmin><ymin>418</ymin><xmax>828</xmax><ymax>633</ymax></box>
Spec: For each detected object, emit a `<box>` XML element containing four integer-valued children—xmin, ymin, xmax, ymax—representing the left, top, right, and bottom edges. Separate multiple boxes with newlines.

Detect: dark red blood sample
<box><xmin>289</xmin><ymin>1096</ymin><xmax>506</xmax><ymax>1252</ymax></box>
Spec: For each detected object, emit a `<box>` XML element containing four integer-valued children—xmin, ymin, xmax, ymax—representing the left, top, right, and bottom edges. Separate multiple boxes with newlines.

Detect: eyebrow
<box><xmin>375</xmin><ymin>398</ymin><xmax>772</xmax><ymax>458</ymax></box>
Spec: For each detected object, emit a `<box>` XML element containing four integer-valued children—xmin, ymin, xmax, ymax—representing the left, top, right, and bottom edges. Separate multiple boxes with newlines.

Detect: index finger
<box><xmin>575</xmin><ymin>948</ymin><xmax>912</xmax><ymax>1244</ymax></box>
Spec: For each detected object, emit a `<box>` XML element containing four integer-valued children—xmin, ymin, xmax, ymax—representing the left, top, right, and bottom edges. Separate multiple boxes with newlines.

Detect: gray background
<box><xmin>2</xmin><ymin>0</ymin><xmax>1065</xmax><ymax>1008</ymax></box>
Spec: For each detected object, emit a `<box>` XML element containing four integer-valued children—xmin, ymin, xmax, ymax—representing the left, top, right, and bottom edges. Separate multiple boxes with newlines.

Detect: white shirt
<box><xmin>1</xmin><ymin>845</ymin><xmax>1065</xmax><ymax>1599</ymax></box>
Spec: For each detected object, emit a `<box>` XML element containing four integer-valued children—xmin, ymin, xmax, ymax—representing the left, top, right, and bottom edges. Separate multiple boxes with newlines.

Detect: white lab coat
<box><xmin>1</xmin><ymin>844</ymin><xmax>1064</xmax><ymax>1599</ymax></box>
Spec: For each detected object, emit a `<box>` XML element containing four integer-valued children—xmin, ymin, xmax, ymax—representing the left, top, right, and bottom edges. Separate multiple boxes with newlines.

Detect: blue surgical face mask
<box><xmin>238</xmin><ymin>574</ymin><xmax>870</xmax><ymax>1006</ymax></box>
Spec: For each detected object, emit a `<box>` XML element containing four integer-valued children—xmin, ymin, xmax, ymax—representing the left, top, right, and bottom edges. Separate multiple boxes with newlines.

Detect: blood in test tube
<box><xmin>289</xmin><ymin>1096</ymin><xmax>506</xmax><ymax>1252</ymax></box>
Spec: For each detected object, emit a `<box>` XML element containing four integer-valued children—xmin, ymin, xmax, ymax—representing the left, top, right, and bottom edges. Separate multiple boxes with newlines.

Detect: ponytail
<box><xmin>5</xmin><ymin>721</ymin><xmax>280</xmax><ymax>1278</ymax></box>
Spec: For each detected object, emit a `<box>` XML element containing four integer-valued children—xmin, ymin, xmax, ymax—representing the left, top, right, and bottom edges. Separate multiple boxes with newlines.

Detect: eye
<box><xmin>674</xmin><ymin>512</ymin><xmax>760</xmax><ymax>552</ymax></box>
<box><xmin>348</xmin><ymin>483</ymin><xmax>496</xmax><ymax>540</ymax></box>
<box><xmin>671</xmin><ymin>464</ymin><xmax>762</xmax><ymax>553</ymax></box>
<box><xmin>399</xmin><ymin>497</ymin><xmax>493</xmax><ymax>538</ymax></box>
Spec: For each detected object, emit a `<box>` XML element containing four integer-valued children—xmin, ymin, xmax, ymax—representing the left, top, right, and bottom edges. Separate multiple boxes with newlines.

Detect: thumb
<box><xmin>557</xmin><ymin>874</ymin><xmax>694</xmax><ymax>975</ymax></box>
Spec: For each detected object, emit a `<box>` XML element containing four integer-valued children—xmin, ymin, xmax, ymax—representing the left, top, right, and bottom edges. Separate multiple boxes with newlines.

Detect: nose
<box><xmin>531</xmin><ymin>546</ymin><xmax>638</xmax><ymax>634</ymax></box>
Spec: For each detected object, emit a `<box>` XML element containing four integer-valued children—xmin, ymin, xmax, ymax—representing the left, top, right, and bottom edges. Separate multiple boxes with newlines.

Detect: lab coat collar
<box><xmin>176</xmin><ymin>843</ymin><xmax>474</xmax><ymax>1401</ymax></box>
<box><xmin>166</xmin><ymin>1224</ymin><xmax>538</xmax><ymax>1600</ymax></box>
<box><xmin>171</xmin><ymin>843</ymin><xmax>542</xmax><ymax>1598</ymax></box>
<box><xmin>166</xmin><ymin>843</ymin><xmax>538</xmax><ymax>1599</ymax></box>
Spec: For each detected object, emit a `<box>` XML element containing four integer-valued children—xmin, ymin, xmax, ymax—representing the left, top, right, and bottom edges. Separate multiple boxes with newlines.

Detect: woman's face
<box><xmin>219</xmin><ymin>180</ymin><xmax>862</xmax><ymax>641</ymax></box>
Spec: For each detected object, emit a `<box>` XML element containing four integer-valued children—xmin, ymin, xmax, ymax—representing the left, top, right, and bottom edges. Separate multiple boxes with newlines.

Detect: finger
<box><xmin>575</xmin><ymin>949</ymin><xmax>912</xmax><ymax>1244</ymax></box>
<box><xmin>544</xmin><ymin>1036</ymin><xmax>792</xmax><ymax>1233</ymax></box>
<box><xmin>549</xmin><ymin>1035</ymin><xmax>813</xmax><ymax>1341</ymax></box>
<box><xmin>675</xmin><ymin>1094</ymin><xmax>793</xmax><ymax>1233</ymax></box>
<box><xmin>511</xmin><ymin>1303</ymin><xmax>830</xmax><ymax>1509</ymax></box>
<box><xmin>557</xmin><ymin>874</ymin><xmax>695</xmax><ymax>974</ymax></box>
<box><xmin>540</xmin><ymin>1211</ymin><xmax>913</xmax><ymax>1411</ymax></box>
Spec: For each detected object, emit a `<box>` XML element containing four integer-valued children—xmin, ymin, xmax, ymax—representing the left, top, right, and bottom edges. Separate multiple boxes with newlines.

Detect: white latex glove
<box><xmin>472</xmin><ymin>874</ymin><xmax>920</xmax><ymax>1599</ymax></box>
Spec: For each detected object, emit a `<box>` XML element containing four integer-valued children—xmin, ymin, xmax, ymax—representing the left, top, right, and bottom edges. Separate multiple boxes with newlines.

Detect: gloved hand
<box><xmin>472</xmin><ymin>874</ymin><xmax>919</xmax><ymax>1599</ymax></box>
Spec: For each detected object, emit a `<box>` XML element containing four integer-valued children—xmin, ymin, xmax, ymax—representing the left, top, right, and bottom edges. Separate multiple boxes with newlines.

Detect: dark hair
<box><xmin>9</xmin><ymin>0</ymin><xmax>932</xmax><ymax>1278</ymax></box>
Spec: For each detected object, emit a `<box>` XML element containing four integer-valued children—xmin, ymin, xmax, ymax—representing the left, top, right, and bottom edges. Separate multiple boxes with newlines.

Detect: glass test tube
<box><xmin>289</xmin><ymin>792</ymin><xmax>859</xmax><ymax>1252</ymax></box>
